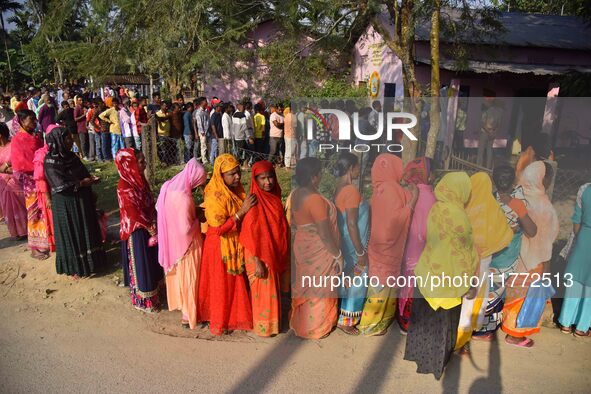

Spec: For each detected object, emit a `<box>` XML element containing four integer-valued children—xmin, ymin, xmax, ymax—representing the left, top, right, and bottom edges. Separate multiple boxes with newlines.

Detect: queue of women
<box><xmin>1</xmin><ymin>108</ymin><xmax>590</xmax><ymax>380</ymax></box>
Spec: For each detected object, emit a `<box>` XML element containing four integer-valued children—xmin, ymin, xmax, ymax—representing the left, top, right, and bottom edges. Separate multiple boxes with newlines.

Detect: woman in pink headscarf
<box><xmin>156</xmin><ymin>158</ymin><xmax>207</xmax><ymax>329</ymax></box>
<box><xmin>358</xmin><ymin>153</ymin><xmax>418</xmax><ymax>336</ymax></box>
<box><xmin>397</xmin><ymin>157</ymin><xmax>436</xmax><ymax>333</ymax></box>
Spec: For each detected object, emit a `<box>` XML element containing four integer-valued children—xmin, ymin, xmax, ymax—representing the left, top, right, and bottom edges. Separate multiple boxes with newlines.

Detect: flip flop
<box><xmin>472</xmin><ymin>332</ymin><xmax>494</xmax><ymax>342</ymax></box>
<box><xmin>560</xmin><ymin>326</ymin><xmax>573</xmax><ymax>334</ymax></box>
<box><xmin>505</xmin><ymin>337</ymin><xmax>534</xmax><ymax>348</ymax></box>
<box><xmin>574</xmin><ymin>330</ymin><xmax>590</xmax><ymax>337</ymax></box>
<box><xmin>338</xmin><ymin>326</ymin><xmax>360</xmax><ymax>336</ymax></box>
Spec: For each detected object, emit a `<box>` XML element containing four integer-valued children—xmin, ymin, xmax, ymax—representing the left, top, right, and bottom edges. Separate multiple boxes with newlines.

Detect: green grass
<box><xmin>87</xmin><ymin>161</ymin><xmax>296</xmax><ymax>214</ymax></box>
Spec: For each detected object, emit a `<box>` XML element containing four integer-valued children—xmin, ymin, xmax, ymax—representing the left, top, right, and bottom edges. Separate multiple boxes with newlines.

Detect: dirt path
<box><xmin>0</xmin><ymin>224</ymin><xmax>590</xmax><ymax>393</ymax></box>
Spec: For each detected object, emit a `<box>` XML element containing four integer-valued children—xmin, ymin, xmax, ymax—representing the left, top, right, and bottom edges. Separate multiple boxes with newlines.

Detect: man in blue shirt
<box><xmin>183</xmin><ymin>102</ymin><xmax>195</xmax><ymax>163</ymax></box>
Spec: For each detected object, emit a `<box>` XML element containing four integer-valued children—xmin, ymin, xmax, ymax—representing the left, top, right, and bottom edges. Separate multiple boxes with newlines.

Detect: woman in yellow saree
<box><xmin>456</xmin><ymin>172</ymin><xmax>512</xmax><ymax>349</ymax></box>
<box><xmin>404</xmin><ymin>172</ymin><xmax>479</xmax><ymax>380</ymax></box>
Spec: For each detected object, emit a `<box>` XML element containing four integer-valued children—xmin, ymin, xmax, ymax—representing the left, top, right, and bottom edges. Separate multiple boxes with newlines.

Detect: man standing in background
<box><xmin>210</xmin><ymin>103</ymin><xmax>224</xmax><ymax>157</ymax></box>
<box><xmin>193</xmin><ymin>97</ymin><xmax>210</xmax><ymax>165</ymax></box>
<box><xmin>477</xmin><ymin>94</ymin><xmax>503</xmax><ymax>168</ymax></box>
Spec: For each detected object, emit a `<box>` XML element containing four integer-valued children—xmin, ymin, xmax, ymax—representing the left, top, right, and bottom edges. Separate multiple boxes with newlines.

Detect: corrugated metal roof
<box><xmin>102</xmin><ymin>74</ymin><xmax>152</xmax><ymax>85</ymax></box>
<box><xmin>416</xmin><ymin>57</ymin><xmax>591</xmax><ymax>75</ymax></box>
<box><xmin>415</xmin><ymin>11</ymin><xmax>591</xmax><ymax>50</ymax></box>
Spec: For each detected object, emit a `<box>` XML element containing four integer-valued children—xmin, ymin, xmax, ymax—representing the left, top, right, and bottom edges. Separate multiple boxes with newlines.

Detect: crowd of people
<box><xmin>0</xmin><ymin>85</ymin><xmax>590</xmax><ymax>381</ymax></box>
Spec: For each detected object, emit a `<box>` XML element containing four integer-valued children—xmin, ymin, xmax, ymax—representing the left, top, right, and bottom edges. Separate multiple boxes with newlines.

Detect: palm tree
<box><xmin>0</xmin><ymin>0</ymin><xmax>23</xmax><ymax>85</ymax></box>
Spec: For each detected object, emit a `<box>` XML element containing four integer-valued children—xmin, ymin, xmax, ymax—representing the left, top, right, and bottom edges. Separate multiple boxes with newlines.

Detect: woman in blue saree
<box><xmin>333</xmin><ymin>153</ymin><xmax>370</xmax><ymax>335</ymax></box>
<box><xmin>559</xmin><ymin>182</ymin><xmax>591</xmax><ymax>337</ymax></box>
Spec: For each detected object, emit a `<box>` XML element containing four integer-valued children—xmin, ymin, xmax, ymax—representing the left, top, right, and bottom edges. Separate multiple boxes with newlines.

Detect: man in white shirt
<box><xmin>269</xmin><ymin>104</ymin><xmax>284</xmax><ymax>165</ymax></box>
<box><xmin>221</xmin><ymin>103</ymin><xmax>234</xmax><ymax>155</ymax></box>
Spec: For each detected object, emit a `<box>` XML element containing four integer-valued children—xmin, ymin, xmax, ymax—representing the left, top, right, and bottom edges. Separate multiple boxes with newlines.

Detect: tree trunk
<box><xmin>1</xmin><ymin>15</ymin><xmax>13</xmax><ymax>87</ymax></box>
<box><xmin>424</xmin><ymin>0</ymin><xmax>441</xmax><ymax>159</ymax></box>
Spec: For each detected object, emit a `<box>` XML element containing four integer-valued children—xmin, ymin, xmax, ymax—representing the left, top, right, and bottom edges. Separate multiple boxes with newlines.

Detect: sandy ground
<box><xmin>1</xmin><ymin>222</ymin><xmax>590</xmax><ymax>394</ymax></box>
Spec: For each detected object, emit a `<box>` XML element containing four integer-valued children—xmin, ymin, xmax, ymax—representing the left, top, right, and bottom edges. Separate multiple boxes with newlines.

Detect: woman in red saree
<box><xmin>240</xmin><ymin>160</ymin><xmax>289</xmax><ymax>337</ymax></box>
<box><xmin>10</xmin><ymin>109</ymin><xmax>48</xmax><ymax>259</ymax></box>
<box><xmin>290</xmin><ymin>157</ymin><xmax>342</xmax><ymax>339</ymax></box>
<box><xmin>116</xmin><ymin>148</ymin><xmax>163</xmax><ymax>312</ymax></box>
<box><xmin>198</xmin><ymin>154</ymin><xmax>256</xmax><ymax>335</ymax></box>
<box><xmin>0</xmin><ymin>123</ymin><xmax>27</xmax><ymax>238</ymax></box>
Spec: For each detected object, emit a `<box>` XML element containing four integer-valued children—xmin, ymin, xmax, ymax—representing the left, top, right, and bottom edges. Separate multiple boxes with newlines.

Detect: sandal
<box><xmin>505</xmin><ymin>336</ymin><xmax>534</xmax><ymax>348</ymax></box>
<box><xmin>338</xmin><ymin>325</ymin><xmax>360</xmax><ymax>336</ymax></box>
<box><xmin>574</xmin><ymin>330</ymin><xmax>590</xmax><ymax>337</ymax></box>
<box><xmin>560</xmin><ymin>326</ymin><xmax>573</xmax><ymax>334</ymax></box>
<box><xmin>181</xmin><ymin>321</ymin><xmax>190</xmax><ymax>329</ymax></box>
<box><xmin>31</xmin><ymin>251</ymin><xmax>50</xmax><ymax>261</ymax></box>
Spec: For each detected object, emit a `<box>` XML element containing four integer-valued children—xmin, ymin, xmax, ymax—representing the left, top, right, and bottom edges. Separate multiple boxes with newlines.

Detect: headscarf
<box><xmin>43</xmin><ymin>127</ymin><xmax>90</xmax><ymax>194</ymax></box>
<box><xmin>515</xmin><ymin>146</ymin><xmax>535</xmax><ymax>178</ymax></box>
<box><xmin>115</xmin><ymin>148</ymin><xmax>155</xmax><ymax>241</ymax></box>
<box><xmin>368</xmin><ymin>153</ymin><xmax>412</xmax><ymax>280</ymax></box>
<box><xmin>239</xmin><ymin>160</ymin><xmax>289</xmax><ymax>273</ymax></box>
<box><xmin>156</xmin><ymin>159</ymin><xmax>207</xmax><ymax>272</ymax></box>
<box><xmin>466</xmin><ymin>172</ymin><xmax>513</xmax><ymax>258</ymax></box>
<box><xmin>204</xmin><ymin>153</ymin><xmax>246</xmax><ymax>274</ymax></box>
<box><xmin>517</xmin><ymin>161</ymin><xmax>559</xmax><ymax>270</ymax></box>
<box><xmin>414</xmin><ymin>172</ymin><xmax>479</xmax><ymax>310</ymax></box>
<box><xmin>403</xmin><ymin>156</ymin><xmax>430</xmax><ymax>185</ymax></box>
<box><xmin>10</xmin><ymin>126</ymin><xmax>43</xmax><ymax>173</ymax></box>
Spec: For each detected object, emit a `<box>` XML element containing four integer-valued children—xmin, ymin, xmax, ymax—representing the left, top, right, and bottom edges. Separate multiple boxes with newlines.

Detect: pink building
<box><xmin>353</xmin><ymin>11</ymin><xmax>591</xmax><ymax>153</ymax></box>
<box><xmin>202</xmin><ymin>21</ymin><xmax>313</xmax><ymax>103</ymax></box>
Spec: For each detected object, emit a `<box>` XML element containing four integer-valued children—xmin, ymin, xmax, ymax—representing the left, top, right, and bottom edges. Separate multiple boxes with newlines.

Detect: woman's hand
<box><xmin>465</xmin><ymin>285</ymin><xmax>478</xmax><ymax>300</ymax></box>
<box><xmin>237</xmin><ymin>194</ymin><xmax>257</xmax><ymax>218</ymax></box>
<box><xmin>79</xmin><ymin>177</ymin><xmax>94</xmax><ymax>187</ymax></box>
<box><xmin>356</xmin><ymin>253</ymin><xmax>369</xmax><ymax>271</ymax></box>
<box><xmin>254</xmin><ymin>257</ymin><xmax>266</xmax><ymax>279</ymax></box>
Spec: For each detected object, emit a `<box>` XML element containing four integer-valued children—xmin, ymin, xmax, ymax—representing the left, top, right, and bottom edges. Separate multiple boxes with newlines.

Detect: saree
<box><xmin>414</xmin><ymin>172</ymin><xmax>479</xmax><ymax>310</ymax></box>
<box><xmin>559</xmin><ymin>183</ymin><xmax>591</xmax><ymax>333</ymax></box>
<box><xmin>33</xmin><ymin>145</ymin><xmax>55</xmax><ymax>251</ymax></box>
<box><xmin>0</xmin><ymin>143</ymin><xmax>27</xmax><ymax>237</ymax></box>
<box><xmin>240</xmin><ymin>161</ymin><xmax>289</xmax><ymax>337</ymax></box>
<box><xmin>405</xmin><ymin>172</ymin><xmax>477</xmax><ymax>380</ymax></box>
<box><xmin>456</xmin><ymin>172</ymin><xmax>513</xmax><ymax>348</ymax></box>
<box><xmin>116</xmin><ymin>148</ymin><xmax>162</xmax><ymax>311</ymax></box>
<box><xmin>336</xmin><ymin>186</ymin><xmax>370</xmax><ymax>327</ymax></box>
<box><xmin>359</xmin><ymin>154</ymin><xmax>412</xmax><ymax>335</ymax></box>
<box><xmin>11</xmin><ymin>129</ymin><xmax>47</xmax><ymax>252</ymax></box>
<box><xmin>156</xmin><ymin>158</ymin><xmax>207</xmax><ymax>329</ymax></box>
<box><xmin>198</xmin><ymin>154</ymin><xmax>252</xmax><ymax>335</ymax></box>
<box><xmin>502</xmin><ymin>161</ymin><xmax>559</xmax><ymax>337</ymax></box>
<box><xmin>398</xmin><ymin>157</ymin><xmax>436</xmax><ymax>332</ymax></box>
<box><xmin>291</xmin><ymin>193</ymin><xmax>339</xmax><ymax>339</ymax></box>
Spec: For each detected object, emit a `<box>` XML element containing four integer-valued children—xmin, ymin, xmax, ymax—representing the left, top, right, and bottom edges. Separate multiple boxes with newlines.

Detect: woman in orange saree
<box><xmin>290</xmin><ymin>157</ymin><xmax>342</xmax><ymax>339</ymax></box>
<box><xmin>240</xmin><ymin>160</ymin><xmax>289</xmax><ymax>336</ymax></box>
